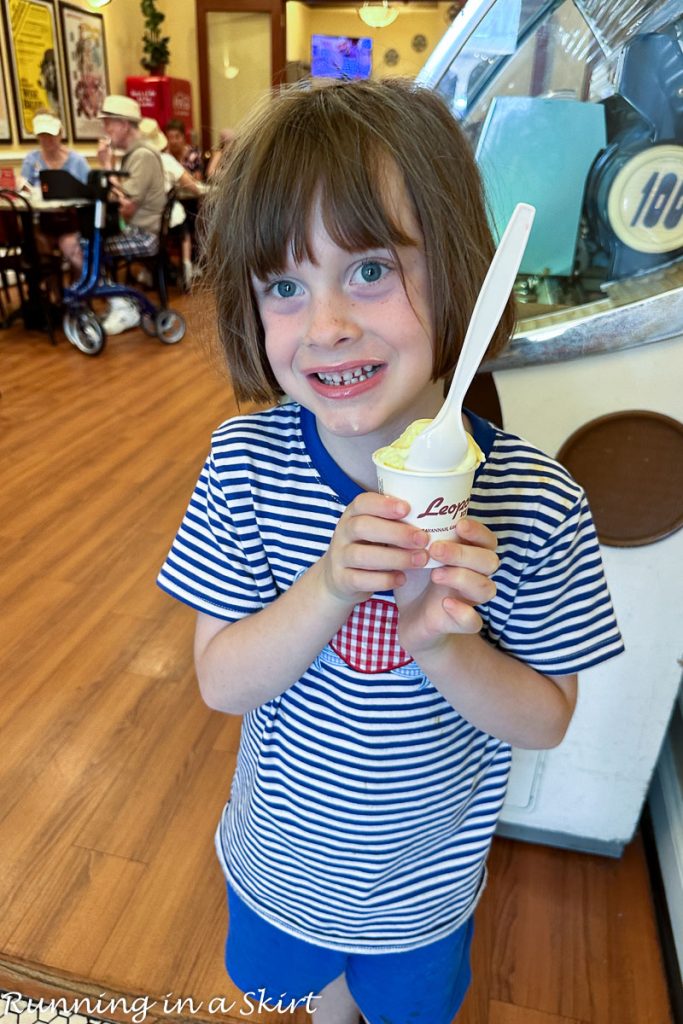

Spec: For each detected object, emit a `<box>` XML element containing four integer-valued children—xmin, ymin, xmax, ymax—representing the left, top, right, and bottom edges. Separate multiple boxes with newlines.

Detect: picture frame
<box><xmin>2</xmin><ymin>0</ymin><xmax>67</xmax><ymax>142</ymax></box>
<box><xmin>0</xmin><ymin>49</ymin><xmax>12</xmax><ymax>141</ymax></box>
<box><xmin>58</xmin><ymin>1</ymin><xmax>109</xmax><ymax>142</ymax></box>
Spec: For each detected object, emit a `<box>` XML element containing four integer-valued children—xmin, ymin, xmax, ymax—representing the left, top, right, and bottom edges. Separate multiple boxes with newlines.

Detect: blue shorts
<box><xmin>225</xmin><ymin>886</ymin><xmax>473</xmax><ymax>1024</ymax></box>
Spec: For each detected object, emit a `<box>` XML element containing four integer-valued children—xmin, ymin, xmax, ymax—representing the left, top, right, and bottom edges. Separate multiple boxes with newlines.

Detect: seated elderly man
<box><xmin>73</xmin><ymin>94</ymin><xmax>165</xmax><ymax>334</ymax></box>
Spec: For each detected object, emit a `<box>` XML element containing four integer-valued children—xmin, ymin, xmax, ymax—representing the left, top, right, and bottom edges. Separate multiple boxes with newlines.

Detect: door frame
<box><xmin>196</xmin><ymin>0</ymin><xmax>286</xmax><ymax>157</ymax></box>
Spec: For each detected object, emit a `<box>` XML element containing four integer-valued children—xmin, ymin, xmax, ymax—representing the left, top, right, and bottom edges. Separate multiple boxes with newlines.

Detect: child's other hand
<box><xmin>321</xmin><ymin>492</ymin><xmax>430</xmax><ymax>606</ymax></box>
<box><xmin>395</xmin><ymin>518</ymin><xmax>499</xmax><ymax>654</ymax></box>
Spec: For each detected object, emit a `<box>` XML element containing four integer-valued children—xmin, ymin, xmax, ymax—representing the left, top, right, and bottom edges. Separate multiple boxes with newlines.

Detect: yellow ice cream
<box><xmin>373</xmin><ymin>419</ymin><xmax>484</xmax><ymax>472</ymax></box>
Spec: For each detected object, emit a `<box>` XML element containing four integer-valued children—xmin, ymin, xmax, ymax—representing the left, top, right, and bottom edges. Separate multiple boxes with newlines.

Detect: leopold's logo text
<box><xmin>417</xmin><ymin>496</ymin><xmax>469</xmax><ymax>522</ymax></box>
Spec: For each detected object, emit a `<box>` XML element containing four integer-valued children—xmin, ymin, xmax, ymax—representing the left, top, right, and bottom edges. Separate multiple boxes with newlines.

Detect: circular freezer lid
<box><xmin>556</xmin><ymin>410</ymin><xmax>683</xmax><ymax>547</ymax></box>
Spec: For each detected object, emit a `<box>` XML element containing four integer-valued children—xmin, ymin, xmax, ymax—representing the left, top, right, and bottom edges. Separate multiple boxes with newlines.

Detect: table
<box><xmin>0</xmin><ymin>195</ymin><xmax>93</xmax><ymax>332</ymax></box>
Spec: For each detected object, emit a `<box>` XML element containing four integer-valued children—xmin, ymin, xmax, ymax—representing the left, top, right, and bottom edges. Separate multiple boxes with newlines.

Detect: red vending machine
<box><xmin>126</xmin><ymin>76</ymin><xmax>193</xmax><ymax>134</ymax></box>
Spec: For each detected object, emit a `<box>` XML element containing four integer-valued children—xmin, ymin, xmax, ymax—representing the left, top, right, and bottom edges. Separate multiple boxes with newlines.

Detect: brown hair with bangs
<box><xmin>200</xmin><ymin>78</ymin><xmax>516</xmax><ymax>404</ymax></box>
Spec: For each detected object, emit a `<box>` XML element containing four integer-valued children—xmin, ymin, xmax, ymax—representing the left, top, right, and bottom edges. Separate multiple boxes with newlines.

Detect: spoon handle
<box><xmin>434</xmin><ymin>203</ymin><xmax>536</xmax><ymax>428</ymax></box>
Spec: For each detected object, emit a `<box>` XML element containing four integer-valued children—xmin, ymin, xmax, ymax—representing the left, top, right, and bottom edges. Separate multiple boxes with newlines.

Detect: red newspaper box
<box><xmin>126</xmin><ymin>76</ymin><xmax>193</xmax><ymax>135</ymax></box>
<box><xmin>0</xmin><ymin>167</ymin><xmax>16</xmax><ymax>189</ymax></box>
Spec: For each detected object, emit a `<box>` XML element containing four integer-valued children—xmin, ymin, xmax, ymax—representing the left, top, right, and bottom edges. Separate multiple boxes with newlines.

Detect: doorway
<box><xmin>196</xmin><ymin>0</ymin><xmax>286</xmax><ymax>157</ymax></box>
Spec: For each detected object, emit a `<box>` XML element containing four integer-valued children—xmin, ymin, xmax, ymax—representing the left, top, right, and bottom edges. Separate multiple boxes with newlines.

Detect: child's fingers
<box><xmin>341</xmin><ymin>568</ymin><xmax>407</xmax><ymax>595</ymax></box>
<box><xmin>430</xmin><ymin>566</ymin><xmax>496</xmax><ymax>605</ymax></box>
<box><xmin>398</xmin><ymin>589</ymin><xmax>484</xmax><ymax>646</ymax></box>
<box><xmin>429</xmin><ymin>539</ymin><xmax>499</xmax><ymax>578</ymax></box>
<box><xmin>346</xmin><ymin>514</ymin><xmax>429</xmax><ymax>551</ymax></box>
<box><xmin>441</xmin><ymin>596</ymin><xmax>483</xmax><ymax>634</ymax></box>
<box><xmin>324</xmin><ymin>496</ymin><xmax>430</xmax><ymax>603</ymax></box>
<box><xmin>453</xmin><ymin>517</ymin><xmax>498</xmax><ymax>550</ymax></box>
<box><xmin>347</xmin><ymin>540</ymin><xmax>430</xmax><ymax>572</ymax></box>
<box><xmin>347</xmin><ymin>491</ymin><xmax>413</xmax><ymax>522</ymax></box>
<box><xmin>340</xmin><ymin>494</ymin><xmax>429</xmax><ymax>551</ymax></box>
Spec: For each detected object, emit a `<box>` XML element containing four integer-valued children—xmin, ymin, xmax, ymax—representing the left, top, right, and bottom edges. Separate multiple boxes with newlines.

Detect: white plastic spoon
<box><xmin>404</xmin><ymin>202</ymin><xmax>536</xmax><ymax>472</ymax></box>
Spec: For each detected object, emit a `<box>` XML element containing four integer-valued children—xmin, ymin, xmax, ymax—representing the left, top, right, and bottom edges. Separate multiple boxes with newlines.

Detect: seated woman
<box><xmin>164</xmin><ymin>118</ymin><xmax>203</xmax><ymax>180</ymax></box>
<box><xmin>17</xmin><ymin>110</ymin><xmax>90</xmax><ymax>272</ymax></box>
<box><xmin>18</xmin><ymin>110</ymin><xmax>90</xmax><ymax>190</ymax></box>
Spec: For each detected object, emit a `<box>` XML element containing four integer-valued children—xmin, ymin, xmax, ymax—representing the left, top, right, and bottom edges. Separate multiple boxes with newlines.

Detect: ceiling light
<box><xmin>223</xmin><ymin>55</ymin><xmax>239</xmax><ymax>79</ymax></box>
<box><xmin>358</xmin><ymin>2</ymin><xmax>398</xmax><ymax>28</ymax></box>
<box><xmin>87</xmin><ymin>0</ymin><xmax>112</xmax><ymax>7</ymax></box>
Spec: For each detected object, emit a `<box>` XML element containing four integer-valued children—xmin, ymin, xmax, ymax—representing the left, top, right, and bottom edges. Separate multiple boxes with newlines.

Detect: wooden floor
<box><xmin>0</xmin><ymin>294</ymin><xmax>673</xmax><ymax>1024</ymax></box>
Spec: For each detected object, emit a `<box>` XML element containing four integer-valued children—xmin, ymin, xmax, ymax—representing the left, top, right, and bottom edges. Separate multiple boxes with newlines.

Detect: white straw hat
<box><xmin>33</xmin><ymin>113</ymin><xmax>62</xmax><ymax>136</ymax></box>
<box><xmin>98</xmin><ymin>95</ymin><xmax>142</xmax><ymax>123</ymax></box>
<box><xmin>138</xmin><ymin>117</ymin><xmax>167</xmax><ymax>151</ymax></box>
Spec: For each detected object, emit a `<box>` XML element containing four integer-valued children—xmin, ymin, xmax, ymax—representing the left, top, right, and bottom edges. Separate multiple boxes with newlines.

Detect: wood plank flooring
<box><xmin>0</xmin><ymin>298</ymin><xmax>673</xmax><ymax>1024</ymax></box>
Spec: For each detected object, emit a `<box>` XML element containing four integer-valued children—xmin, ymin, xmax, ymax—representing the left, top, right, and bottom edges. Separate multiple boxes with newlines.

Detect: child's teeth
<box><xmin>317</xmin><ymin>365</ymin><xmax>379</xmax><ymax>385</ymax></box>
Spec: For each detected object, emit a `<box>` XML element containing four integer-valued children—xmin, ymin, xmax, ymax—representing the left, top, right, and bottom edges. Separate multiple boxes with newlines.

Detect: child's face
<box><xmin>251</xmin><ymin>176</ymin><xmax>443</xmax><ymax>446</ymax></box>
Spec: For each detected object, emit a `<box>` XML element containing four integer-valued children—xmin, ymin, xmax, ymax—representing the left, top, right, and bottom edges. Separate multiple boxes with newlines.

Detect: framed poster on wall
<box><xmin>2</xmin><ymin>0</ymin><xmax>66</xmax><ymax>141</ymax></box>
<box><xmin>0</xmin><ymin>50</ymin><xmax>12</xmax><ymax>140</ymax></box>
<box><xmin>59</xmin><ymin>1</ymin><xmax>108</xmax><ymax>141</ymax></box>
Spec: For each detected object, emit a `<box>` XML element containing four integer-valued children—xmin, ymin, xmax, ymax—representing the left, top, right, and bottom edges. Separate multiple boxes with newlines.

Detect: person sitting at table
<box><xmin>164</xmin><ymin>118</ymin><xmax>203</xmax><ymax>180</ymax></box>
<box><xmin>66</xmin><ymin>94</ymin><xmax>165</xmax><ymax>335</ymax></box>
<box><xmin>18</xmin><ymin>110</ymin><xmax>90</xmax><ymax>191</ymax></box>
<box><xmin>16</xmin><ymin>110</ymin><xmax>90</xmax><ymax>276</ymax></box>
<box><xmin>139</xmin><ymin>117</ymin><xmax>203</xmax><ymax>288</ymax></box>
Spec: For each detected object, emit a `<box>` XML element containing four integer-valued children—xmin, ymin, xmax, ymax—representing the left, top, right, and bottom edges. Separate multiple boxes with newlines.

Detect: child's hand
<box><xmin>395</xmin><ymin>518</ymin><xmax>499</xmax><ymax>655</ymax></box>
<box><xmin>320</xmin><ymin>492</ymin><xmax>430</xmax><ymax>606</ymax></box>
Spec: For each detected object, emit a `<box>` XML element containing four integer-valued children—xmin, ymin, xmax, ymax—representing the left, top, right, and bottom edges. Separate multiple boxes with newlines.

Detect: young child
<box><xmin>157</xmin><ymin>79</ymin><xmax>624</xmax><ymax>1024</ymax></box>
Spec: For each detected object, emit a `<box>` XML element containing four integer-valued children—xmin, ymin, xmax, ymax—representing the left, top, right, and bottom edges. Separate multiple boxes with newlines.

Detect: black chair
<box><xmin>0</xmin><ymin>191</ymin><xmax>28</xmax><ymax>322</ymax></box>
<box><xmin>108</xmin><ymin>188</ymin><xmax>180</xmax><ymax>309</ymax></box>
<box><xmin>0</xmin><ymin>189</ymin><xmax>61</xmax><ymax>343</ymax></box>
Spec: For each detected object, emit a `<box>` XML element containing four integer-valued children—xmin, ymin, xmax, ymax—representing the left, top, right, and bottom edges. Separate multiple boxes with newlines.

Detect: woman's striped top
<box><xmin>157</xmin><ymin>404</ymin><xmax>623</xmax><ymax>953</ymax></box>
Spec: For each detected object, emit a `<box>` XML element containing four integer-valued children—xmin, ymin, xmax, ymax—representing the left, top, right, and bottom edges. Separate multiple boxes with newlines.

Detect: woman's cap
<box><xmin>138</xmin><ymin>117</ymin><xmax>167</xmax><ymax>152</ymax></box>
<box><xmin>33</xmin><ymin>113</ymin><xmax>62</xmax><ymax>136</ymax></box>
<box><xmin>98</xmin><ymin>95</ymin><xmax>142</xmax><ymax>123</ymax></box>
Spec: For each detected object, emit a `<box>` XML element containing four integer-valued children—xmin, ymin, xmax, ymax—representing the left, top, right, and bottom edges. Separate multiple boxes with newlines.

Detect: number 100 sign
<box><xmin>607</xmin><ymin>144</ymin><xmax>683</xmax><ymax>254</ymax></box>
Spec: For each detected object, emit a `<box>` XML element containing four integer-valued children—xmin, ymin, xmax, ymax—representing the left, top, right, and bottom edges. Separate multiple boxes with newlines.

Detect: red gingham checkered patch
<box><xmin>330</xmin><ymin>598</ymin><xmax>412</xmax><ymax>674</ymax></box>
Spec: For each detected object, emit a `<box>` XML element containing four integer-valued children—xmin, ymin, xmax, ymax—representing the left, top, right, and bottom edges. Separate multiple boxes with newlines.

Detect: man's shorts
<box><xmin>225</xmin><ymin>885</ymin><xmax>474</xmax><ymax>1024</ymax></box>
<box><xmin>104</xmin><ymin>227</ymin><xmax>158</xmax><ymax>258</ymax></box>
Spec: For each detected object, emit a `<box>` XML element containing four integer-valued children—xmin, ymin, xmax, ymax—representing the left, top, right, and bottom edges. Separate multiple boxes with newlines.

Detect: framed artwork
<box><xmin>2</xmin><ymin>0</ymin><xmax>66</xmax><ymax>141</ymax></box>
<box><xmin>0</xmin><ymin>51</ymin><xmax>11</xmax><ymax>140</ymax></box>
<box><xmin>59</xmin><ymin>1</ymin><xmax>109</xmax><ymax>141</ymax></box>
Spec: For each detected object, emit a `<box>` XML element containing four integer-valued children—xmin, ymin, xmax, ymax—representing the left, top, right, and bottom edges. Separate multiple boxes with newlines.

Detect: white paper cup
<box><xmin>372</xmin><ymin>455</ymin><xmax>475</xmax><ymax>569</ymax></box>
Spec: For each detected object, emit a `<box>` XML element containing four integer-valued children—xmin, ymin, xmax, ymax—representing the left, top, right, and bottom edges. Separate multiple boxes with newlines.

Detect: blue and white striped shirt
<box><xmin>157</xmin><ymin>404</ymin><xmax>623</xmax><ymax>952</ymax></box>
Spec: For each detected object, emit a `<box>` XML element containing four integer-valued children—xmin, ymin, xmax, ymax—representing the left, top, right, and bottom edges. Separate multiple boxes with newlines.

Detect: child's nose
<box><xmin>304</xmin><ymin>292</ymin><xmax>362</xmax><ymax>348</ymax></box>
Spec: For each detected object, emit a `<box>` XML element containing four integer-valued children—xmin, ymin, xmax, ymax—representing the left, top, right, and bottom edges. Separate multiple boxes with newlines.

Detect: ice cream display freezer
<box><xmin>418</xmin><ymin>0</ymin><xmax>683</xmax><ymax>854</ymax></box>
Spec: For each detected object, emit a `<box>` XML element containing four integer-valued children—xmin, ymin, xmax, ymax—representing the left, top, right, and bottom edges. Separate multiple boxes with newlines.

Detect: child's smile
<box><xmin>307</xmin><ymin>359</ymin><xmax>385</xmax><ymax>398</ymax></box>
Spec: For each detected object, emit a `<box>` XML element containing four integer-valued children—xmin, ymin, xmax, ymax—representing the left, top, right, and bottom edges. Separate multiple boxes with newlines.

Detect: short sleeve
<box><xmin>122</xmin><ymin>148</ymin><xmax>157</xmax><ymax>204</ymax></box>
<box><xmin>20</xmin><ymin>153</ymin><xmax>37</xmax><ymax>186</ymax></box>
<box><xmin>73</xmin><ymin>153</ymin><xmax>90</xmax><ymax>185</ymax></box>
<box><xmin>163</xmin><ymin>153</ymin><xmax>185</xmax><ymax>185</ymax></box>
<box><xmin>156</xmin><ymin>453</ymin><xmax>265</xmax><ymax>621</ymax></box>
<box><xmin>495</xmin><ymin>492</ymin><xmax>624</xmax><ymax>675</ymax></box>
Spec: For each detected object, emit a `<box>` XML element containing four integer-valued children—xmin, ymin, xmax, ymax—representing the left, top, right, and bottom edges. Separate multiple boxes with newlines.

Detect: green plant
<box><xmin>140</xmin><ymin>0</ymin><xmax>170</xmax><ymax>73</ymax></box>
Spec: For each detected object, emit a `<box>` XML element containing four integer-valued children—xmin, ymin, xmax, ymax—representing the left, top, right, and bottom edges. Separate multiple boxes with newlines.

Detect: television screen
<box><xmin>311</xmin><ymin>35</ymin><xmax>373</xmax><ymax>80</ymax></box>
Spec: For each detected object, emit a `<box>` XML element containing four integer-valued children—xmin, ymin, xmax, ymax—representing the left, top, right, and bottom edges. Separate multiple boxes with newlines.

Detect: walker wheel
<box><xmin>156</xmin><ymin>309</ymin><xmax>186</xmax><ymax>344</ymax></box>
<box><xmin>63</xmin><ymin>308</ymin><xmax>106</xmax><ymax>356</ymax></box>
<box><xmin>141</xmin><ymin>313</ymin><xmax>157</xmax><ymax>337</ymax></box>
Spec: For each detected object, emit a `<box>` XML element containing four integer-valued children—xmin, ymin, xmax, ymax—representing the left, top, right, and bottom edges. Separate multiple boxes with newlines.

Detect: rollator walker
<box><xmin>62</xmin><ymin>169</ymin><xmax>186</xmax><ymax>355</ymax></box>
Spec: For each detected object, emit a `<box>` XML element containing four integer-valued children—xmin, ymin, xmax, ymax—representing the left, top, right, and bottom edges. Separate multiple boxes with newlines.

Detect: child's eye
<box><xmin>267</xmin><ymin>279</ymin><xmax>302</xmax><ymax>299</ymax></box>
<box><xmin>352</xmin><ymin>260</ymin><xmax>391</xmax><ymax>285</ymax></box>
